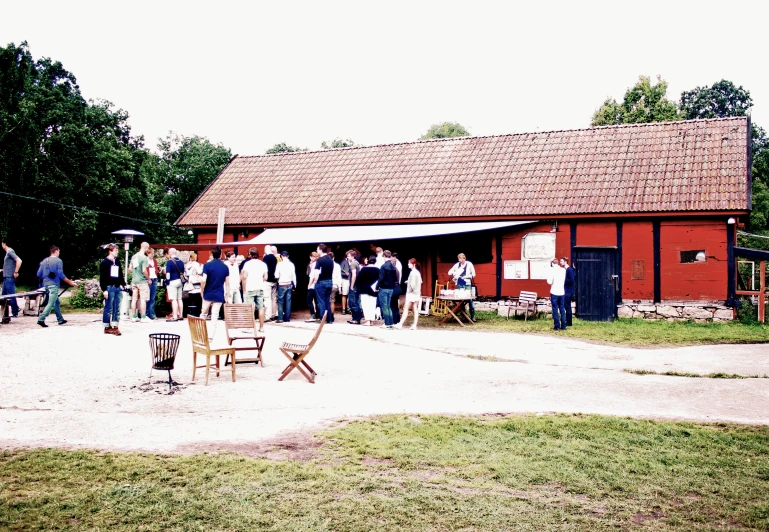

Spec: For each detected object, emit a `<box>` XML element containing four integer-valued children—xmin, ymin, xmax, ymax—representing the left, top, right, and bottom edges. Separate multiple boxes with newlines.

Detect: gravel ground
<box><xmin>1</xmin><ymin>311</ymin><xmax>768</xmax><ymax>454</ymax></box>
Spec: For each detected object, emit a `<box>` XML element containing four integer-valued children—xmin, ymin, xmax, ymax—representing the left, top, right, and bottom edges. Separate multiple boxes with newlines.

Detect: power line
<box><xmin>0</xmin><ymin>190</ymin><xmax>183</xmax><ymax>229</ymax></box>
<box><xmin>738</xmin><ymin>231</ymin><xmax>769</xmax><ymax>240</ymax></box>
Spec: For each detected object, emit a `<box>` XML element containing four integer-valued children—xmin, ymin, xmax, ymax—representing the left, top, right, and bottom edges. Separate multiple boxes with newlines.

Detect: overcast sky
<box><xmin>2</xmin><ymin>0</ymin><xmax>767</xmax><ymax>155</ymax></box>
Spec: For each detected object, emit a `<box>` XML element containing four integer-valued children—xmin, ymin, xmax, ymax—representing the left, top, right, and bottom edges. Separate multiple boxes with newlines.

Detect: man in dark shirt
<box><xmin>200</xmin><ymin>246</ymin><xmax>230</xmax><ymax>339</ymax></box>
<box><xmin>312</xmin><ymin>243</ymin><xmax>335</xmax><ymax>323</ymax></box>
<box><xmin>99</xmin><ymin>243</ymin><xmax>125</xmax><ymax>335</ymax></box>
<box><xmin>262</xmin><ymin>245</ymin><xmax>278</xmax><ymax>322</ymax></box>
<box><xmin>1</xmin><ymin>238</ymin><xmax>22</xmax><ymax>320</ymax></box>
<box><xmin>378</xmin><ymin>250</ymin><xmax>398</xmax><ymax>329</ymax></box>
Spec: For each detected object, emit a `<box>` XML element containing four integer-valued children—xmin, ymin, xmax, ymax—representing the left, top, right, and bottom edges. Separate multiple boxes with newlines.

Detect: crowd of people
<box><xmin>2</xmin><ymin>238</ymin><xmax>481</xmax><ymax>335</ymax></box>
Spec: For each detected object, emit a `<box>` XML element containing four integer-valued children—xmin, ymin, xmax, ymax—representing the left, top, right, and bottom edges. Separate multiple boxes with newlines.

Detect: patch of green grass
<box><xmin>2</xmin><ymin>414</ymin><xmax>769</xmax><ymax>530</ymax></box>
<box><xmin>411</xmin><ymin>310</ymin><xmax>769</xmax><ymax>346</ymax></box>
<box><xmin>624</xmin><ymin>369</ymin><xmax>769</xmax><ymax>379</ymax></box>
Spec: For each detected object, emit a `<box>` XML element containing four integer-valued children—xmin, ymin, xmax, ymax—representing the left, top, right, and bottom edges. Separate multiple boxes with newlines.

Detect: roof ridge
<box><xmin>239</xmin><ymin>116</ymin><xmax>747</xmax><ymax>159</ymax></box>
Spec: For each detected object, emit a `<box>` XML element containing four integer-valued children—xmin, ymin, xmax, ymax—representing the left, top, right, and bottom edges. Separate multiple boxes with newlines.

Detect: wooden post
<box><xmin>758</xmin><ymin>260</ymin><xmax>766</xmax><ymax>323</ymax></box>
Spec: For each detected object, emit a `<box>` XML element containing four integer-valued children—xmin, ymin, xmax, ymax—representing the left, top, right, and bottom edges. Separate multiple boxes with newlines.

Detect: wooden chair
<box><xmin>278</xmin><ymin>311</ymin><xmax>327</xmax><ymax>384</ymax></box>
<box><xmin>505</xmin><ymin>291</ymin><xmax>538</xmax><ymax>321</ymax></box>
<box><xmin>430</xmin><ymin>280</ymin><xmax>449</xmax><ymax>317</ymax></box>
<box><xmin>187</xmin><ymin>316</ymin><xmax>237</xmax><ymax>385</ymax></box>
<box><xmin>223</xmin><ymin>303</ymin><xmax>265</xmax><ymax>367</ymax></box>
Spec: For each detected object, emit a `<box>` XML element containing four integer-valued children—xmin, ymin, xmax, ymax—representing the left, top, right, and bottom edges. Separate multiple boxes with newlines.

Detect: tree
<box><xmin>680</xmin><ymin>80</ymin><xmax>752</xmax><ymax>120</ymax></box>
<box><xmin>591</xmin><ymin>76</ymin><xmax>680</xmax><ymax>126</ymax></box>
<box><xmin>265</xmin><ymin>142</ymin><xmax>305</xmax><ymax>154</ymax></box>
<box><xmin>420</xmin><ymin>122</ymin><xmax>470</xmax><ymax>140</ymax></box>
<box><xmin>321</xmin><ymin>138</ymin><xmax>355</xmax><ymax>149</ymax></box>
<box><xmin>155</xmin><ymin>133</ymin><xmax>232</xmax><ymax>229</ymax></box>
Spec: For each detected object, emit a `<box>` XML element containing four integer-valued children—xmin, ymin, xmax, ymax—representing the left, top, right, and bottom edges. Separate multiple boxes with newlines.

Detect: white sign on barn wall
<box><xmin>529</xmin><ymin>260</ymin><xmax>553</xmax><ymax>280</ymax></box>
<box><xmin>504</xmin><ymin>260</ymin><xmax>528</xmax><ymax>279</ymax></box>
<box><xmin>522</xmin><ymin>232</ymin><xmax>556</xmax><ymax>260</ymax></box>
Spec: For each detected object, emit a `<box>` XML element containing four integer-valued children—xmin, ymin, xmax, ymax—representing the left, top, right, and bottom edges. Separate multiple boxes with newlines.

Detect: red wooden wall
<box><xmin>660</xmin><ymin>220</ymin><xmax>727</xmax><ymax>300</ymax></box>
<box><xmin>621</xmin><ymin>221</ymin><xmax>655</xmax><ymax>300</ymax></box>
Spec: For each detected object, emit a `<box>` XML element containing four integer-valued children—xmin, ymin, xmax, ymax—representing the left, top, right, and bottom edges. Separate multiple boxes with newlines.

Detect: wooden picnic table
<box><xmin>436</xmin><ymin>295</ymin><xmax>475</xmax><ymax>327</ymax></box>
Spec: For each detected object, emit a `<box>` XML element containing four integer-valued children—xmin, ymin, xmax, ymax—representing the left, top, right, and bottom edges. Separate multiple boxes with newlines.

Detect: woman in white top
<box><xmin>394</xmin><ymin>258</ymin><xmax>422</xmax><ymax>330</ymax></box>
<box><xmin>329</xmin><ymin>251</ymin><xmax>343</xmax><ymax>316</ymax></box>
<box><xmin>184</xmin><ymin>252</ymin><xmax>204</xmax><ymax>316</ymax></box>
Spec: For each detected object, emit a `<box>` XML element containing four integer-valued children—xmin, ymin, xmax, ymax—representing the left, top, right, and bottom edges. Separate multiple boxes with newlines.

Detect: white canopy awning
<box><xmin>228</xmin><ymin>220</ymin><xmax>536</xmax><ymax>246</ymax></box>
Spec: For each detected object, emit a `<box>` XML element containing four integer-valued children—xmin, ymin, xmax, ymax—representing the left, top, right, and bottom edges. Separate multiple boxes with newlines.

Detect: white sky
<box><xmin>2</xmin><ymin>0</ymin><xmax>767</xmax><ymax>155</ymax></box>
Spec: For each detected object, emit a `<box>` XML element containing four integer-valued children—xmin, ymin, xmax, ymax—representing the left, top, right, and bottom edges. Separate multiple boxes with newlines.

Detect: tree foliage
<box><xmin>420</xmin><ymin>122</ymin><xmax>470</xmax><ymax>140</ymax></box>
<box><xmin>591</xmin><ymin>76</ymin><xmax>680</xmax><ymax>126</ymax></box>
<box><xmin>680</xmin><ymin>80</ymin><xmax>752</xmax><ymax>120</ymax></box>
<box><xmin>321</xmin><ymin>138</ymin><xmax>355</xmax><ymax>149</ymax></box>
<box><xmin>265</xmin><ymin>142</ymin><xmax>306</xmax><ymax>154</ymax></box>
<box><xmin>0</xmin><ymin>42</ymin><xmax>231</xmax><ymax>279</ymax></box>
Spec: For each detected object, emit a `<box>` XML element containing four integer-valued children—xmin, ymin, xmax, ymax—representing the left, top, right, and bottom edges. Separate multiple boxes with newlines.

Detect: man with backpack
<box><xmin>36</xmin><ymin>245</ymin><xmax>77</xmax><ymax>327</ymax></box>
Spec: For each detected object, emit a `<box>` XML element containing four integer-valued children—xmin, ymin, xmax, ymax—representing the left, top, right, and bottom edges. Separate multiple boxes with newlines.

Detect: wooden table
<box><xmin>436</xmin><ymin>296</ymin><xmax>475</xmax><ymax>327</ymax></box>
<box><xmin>0</xmin><ymin>288</ymin><xmax>46</xmax><ymax>324</ymax></box>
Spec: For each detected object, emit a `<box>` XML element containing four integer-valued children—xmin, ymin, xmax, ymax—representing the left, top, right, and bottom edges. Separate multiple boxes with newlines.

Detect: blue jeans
<box><xmin>564</xmin><ymin>294</ymin><xmax>573</xmax><ymax>326</ymax></box>
<box><xmin>147</xmin><ymin>278</ymin><xmax>157</xmax><ymax>319</ymax></box>
<box><xmin>348</xmin><ymin>287</ymin><xmax>362</xmax><ymax>322</ymax></box>
<box><xmin>378</xmin><ymin>288</ymin><xmax>394</xmax><ymax>326</ymax></box>
<box><xmin>39</xmin><ymin>285</ymin><xmax>64</xmax><ymax>323</ymax></box>
<box><xmin>315</xmin><ymin>280</ymin><xmax>333</xmax><ymax>323</ymax></box>
<box><xmin>277</xmin><ymin>284</ymin><xmax>292</xmax><ymax>321</ymax></box>
<box><xmin>2</xmin><ymin>277</ymin><xmax>19</xmax><ymax>317</ymax></box>
<box><xmin>551</xmin><ymin>294</ymin><xmax>566</xmax><ymax>330</ymax></box>
<box><xmin>103</xmin><ymin>286</ymin><xmax>122</xmax><ymax>327</ymax></box>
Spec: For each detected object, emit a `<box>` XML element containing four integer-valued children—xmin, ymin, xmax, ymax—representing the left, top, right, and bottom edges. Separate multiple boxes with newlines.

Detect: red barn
<box><xmin>176</xmin><ymin>117</ymin><xmax>750</xmax><ymax>321</ymax></box>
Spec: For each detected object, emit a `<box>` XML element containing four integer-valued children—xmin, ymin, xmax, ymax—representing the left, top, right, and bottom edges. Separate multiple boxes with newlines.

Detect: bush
<box><xmin>69</xmin><ymin>282</ymin><xmax>103</xmax><ymax>309</ymax></box>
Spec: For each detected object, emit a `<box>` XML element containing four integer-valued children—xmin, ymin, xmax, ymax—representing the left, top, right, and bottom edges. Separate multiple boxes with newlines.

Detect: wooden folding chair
<box><xmin>223</xmin><ymin>303</ymin><xmax>265</xmax><ymax>367</ymax></box>
<box><xmin>506</xmin><ymin>291</ymin><xmax>538</xmax><ymax>321</ymax></box>
<box><xmin>278</xmin><ymin>311</ymin><xmax>327</xmax><ymax>384</ymax></box>
<box><xmin>188</xmin><ymin>316</ymin><xmax>237</xmax><ymax>385</ymax></box>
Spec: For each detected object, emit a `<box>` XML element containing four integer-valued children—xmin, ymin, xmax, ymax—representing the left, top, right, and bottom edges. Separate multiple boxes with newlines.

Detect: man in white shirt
<box><xmin>225</xmin><ymin>251</ymin><xmax>242</xmax><ymax>303</ymax></box>
<box><xmin>547</xmin><ymin>258</ymin><xmax>567</xmax><ymax>330</ymax></box>
<box><xmin>274</xmin><ymin>250</ymin><xmax>296</xmax><ymax>322</ymax></box>
<box><xmin>448</xmin><ymin>253</ymin><xmax>476</xmax><ymax>322</ymax></box>
<box><xmin>374</xmin><ymin>247</ymin><xmax>385</xmax><ymax>268</ymax></box>
<box><xmin>241</xmin><ymin>248</ymin><xmax>268</xmax><ymax>332</ymax></box>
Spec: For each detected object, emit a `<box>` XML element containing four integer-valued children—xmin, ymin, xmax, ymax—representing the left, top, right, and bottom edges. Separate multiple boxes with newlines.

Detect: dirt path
<box><xmin>1</xmin><ymin>313</ymin><xmax>768</xmax><ymax>454</ymax></box>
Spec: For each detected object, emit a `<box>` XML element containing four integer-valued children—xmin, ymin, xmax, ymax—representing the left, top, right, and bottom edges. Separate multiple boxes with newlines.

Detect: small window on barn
<box><xmin>680</xmin><ymin>250</ymin><xmax>706</xmax><ymax>263</ymax></box>
<box><xmin>630</xmin><ymin>260</ymin><xmax>645</xmax><ymax>280</ymax></box>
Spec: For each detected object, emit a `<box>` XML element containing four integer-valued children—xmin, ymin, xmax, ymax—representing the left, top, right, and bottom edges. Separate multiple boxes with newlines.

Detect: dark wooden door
<box><xmin>574</xmin><ymin>248</ymin><xmax>617</xmax><ymax>321</ymax></box>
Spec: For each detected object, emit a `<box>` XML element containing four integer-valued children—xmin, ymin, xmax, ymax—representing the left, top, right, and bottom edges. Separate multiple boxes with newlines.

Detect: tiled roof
<box><xmin>176</xmin><ymin>117</ymin><xmax>750</xmax><ymax>227</ymax></box>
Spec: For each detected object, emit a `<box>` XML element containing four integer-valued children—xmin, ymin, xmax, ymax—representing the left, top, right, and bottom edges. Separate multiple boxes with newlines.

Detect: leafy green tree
<box><xmin>420</xmin><ymin>122</ymin><xmax>470</xmax><ymax>140</ymax></box>
<box><xmin>680</xmin><ymin>80</ymin><xmax>752</xmax><ymax>120</ymax></box>
<box><xmin>591</xmin><ymin>76</ymin><xmax>680</xmax><ymax>126</ymax></box>
<box><xmin>0</xmin><ymin>42</ymin><xmax>152</xmax><ymax>278</ymax></box>
<box><xmin>321</xmin><ymin>138</ymin><xmax>355</xmax><ymax>149</ymax></box>
<box><xmin>156</xmin><ymin>133</ymin><xmax>232</xmax><ymax>228</ymax></box>
<box><xmin>265</xmin><ymin>142</ymin><xmax>305</xmax><ymax>154</ymax></box>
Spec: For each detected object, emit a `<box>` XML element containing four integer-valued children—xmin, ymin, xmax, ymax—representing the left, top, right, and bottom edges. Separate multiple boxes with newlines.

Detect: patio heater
<box><xmin>111</xmin><ymin>229</ymin><xmax>145</xmax><ymax>284</ymax></box>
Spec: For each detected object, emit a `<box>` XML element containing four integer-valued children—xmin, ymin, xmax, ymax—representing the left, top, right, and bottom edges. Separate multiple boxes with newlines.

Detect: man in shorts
<box><xmin>165</xmin><ymin>248</ymin><xmax>185</xmax><ymax>321</ymax></box>
<box><xmin>200</xmin><ymin>246</ymin><xmax>230</xmax><ymax>339</ymax></box>
<box><xmin>241</xmin><ymin>247</ymin><xmax>267</xmax><ymax>332</ymax></box>
<box><xmin>129</xmin><ymin>242</ymin><xmax>151</xmax><ymax>323</ymax></box>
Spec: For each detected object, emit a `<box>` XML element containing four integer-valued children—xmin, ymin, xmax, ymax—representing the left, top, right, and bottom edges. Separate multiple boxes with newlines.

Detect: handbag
<box><xmin>172</xmin><ymin>259</ymin><xmax>188</xmax><ymax>284</ymax></box>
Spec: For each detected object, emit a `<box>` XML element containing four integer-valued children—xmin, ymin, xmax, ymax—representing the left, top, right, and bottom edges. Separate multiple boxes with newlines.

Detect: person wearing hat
<box><xmin>274</xmin><ymin>250</ymin><xmax>296</xmax><ymax>323</ymax></box>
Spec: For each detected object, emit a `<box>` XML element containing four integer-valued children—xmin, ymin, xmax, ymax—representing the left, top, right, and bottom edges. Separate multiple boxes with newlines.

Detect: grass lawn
<box><xmin>2</xmin><ymin>414</ymin><xmax>769</xmax><ymax>531</ymax></box>
<box><xmin>414</xmin><ymin>311</ymin><xmax>769</xmax><ymax>347</ymax></box>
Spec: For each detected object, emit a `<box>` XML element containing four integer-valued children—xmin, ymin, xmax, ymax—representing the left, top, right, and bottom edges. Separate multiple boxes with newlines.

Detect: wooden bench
<box><xmin>505</xmin><ymin>291</ymin><xmax>538</xmax><ymax>321</ymax></box>
<box><xmin>0</xmin><ymin>289</ymin><xmax>46</xmax><ymax>324</ymax></box>
<box><xmin>223</xmin><ymin>303</ymin><xmax>265</xmax><ymax>367</ymax></box>
<box><xmin>278</xmin><ymin>311</ymin><xmax>327</xmax><ymax>384</ymax></box>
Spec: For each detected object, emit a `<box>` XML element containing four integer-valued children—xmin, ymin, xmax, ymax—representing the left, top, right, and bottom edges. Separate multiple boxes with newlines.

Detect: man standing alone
<box><xmin>1</xmin><ymin>238</ymin><xmax>22</xmax><ymax>320</ymax></box>
<box><xmin>100</xmin><ymin>244</ymin><xmax>125</xmax><ymax>335</ymax></box>
<box><xmin>547</xmin><ymin>258</ymin><xmax>567</xmax><ymax>331</ymax></box>
<box><xmin>37</xmin><ymin>245</ymin><xmax>77</xmax><ymax>327</ymax></box>
<box><xmin>312</xmin><ymin>244</ymin><xmax>335</xmax><ymax>324</ymax></box>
